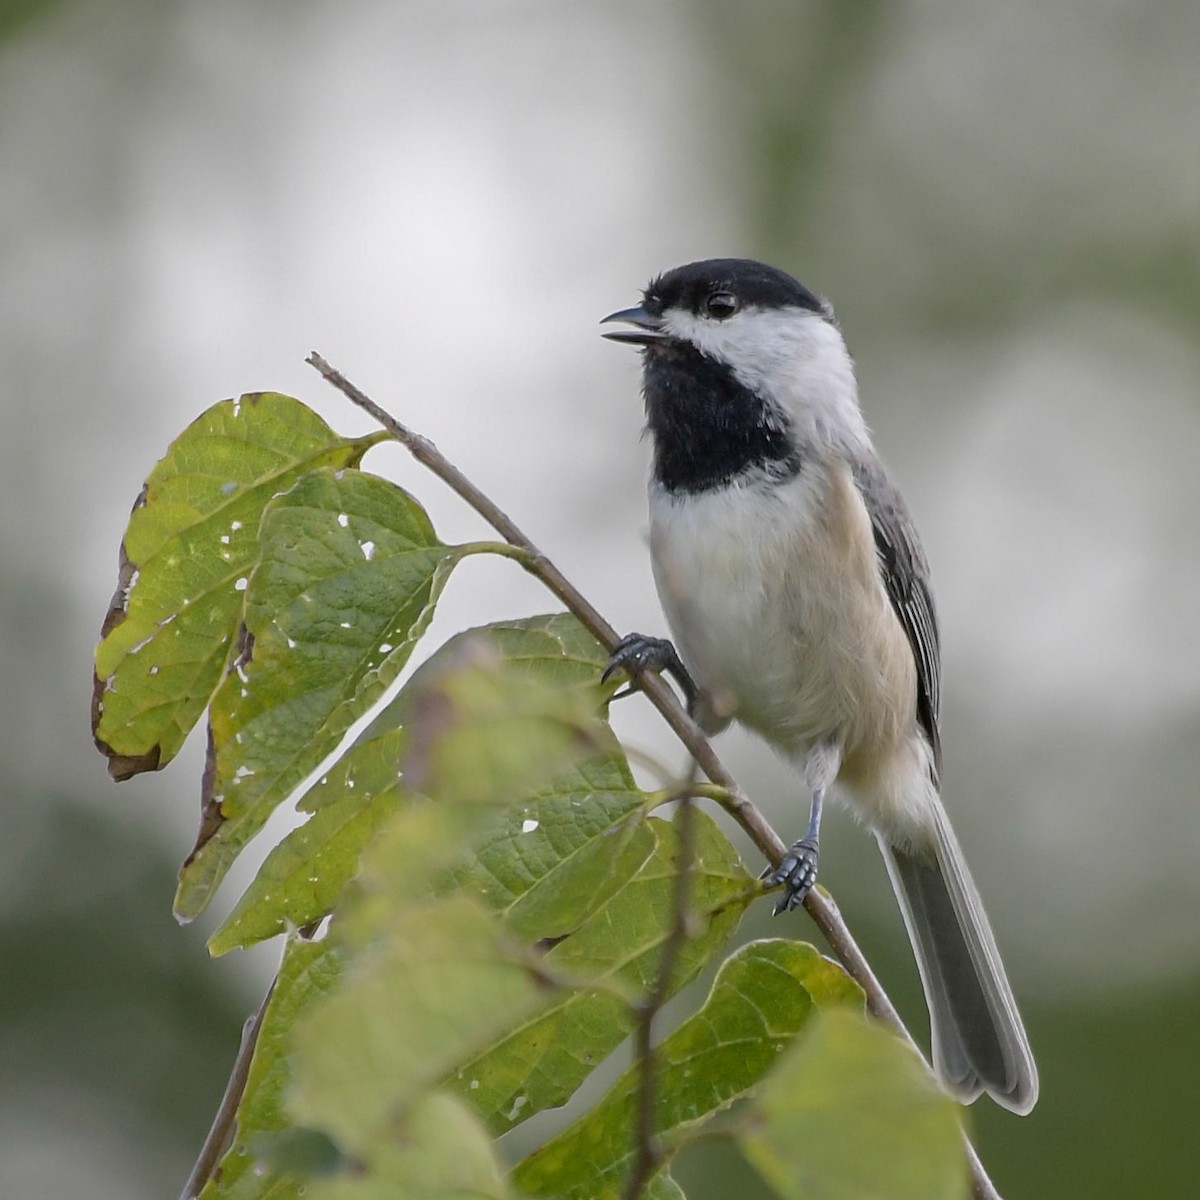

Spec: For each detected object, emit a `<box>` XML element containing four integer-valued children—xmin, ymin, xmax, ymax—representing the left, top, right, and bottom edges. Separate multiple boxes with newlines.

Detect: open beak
<box><xmin>600</xmin><ymin>305</ymin><xmax>668</xmax><ymax>345</ymax></box>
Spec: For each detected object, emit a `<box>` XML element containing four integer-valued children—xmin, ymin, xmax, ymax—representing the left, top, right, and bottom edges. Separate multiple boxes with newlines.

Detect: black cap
<box><xmin>644</xmin><ymin>258</ymin><xmax>830</xmax><ymax>319</ymax></box>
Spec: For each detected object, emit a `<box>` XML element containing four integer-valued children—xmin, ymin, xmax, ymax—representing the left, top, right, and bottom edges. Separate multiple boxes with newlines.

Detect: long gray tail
<box><xmin>878</xmin><ymin>798</ymin><xmax>1039</xmax><ymax>1115</ymax></box>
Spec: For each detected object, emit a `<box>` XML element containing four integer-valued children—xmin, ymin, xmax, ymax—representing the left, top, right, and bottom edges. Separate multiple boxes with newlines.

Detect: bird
<box><xmin>600</xmin><ymin>258</ymin><xmax>1038</xmax><ymax>1114</ymax></box>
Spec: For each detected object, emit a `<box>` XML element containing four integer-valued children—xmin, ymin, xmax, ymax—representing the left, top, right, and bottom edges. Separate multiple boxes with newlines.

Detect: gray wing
<box><xmin>851</xmin><ymin>457</ymin><xmax>942</xmax><ymax>777</ymax></box>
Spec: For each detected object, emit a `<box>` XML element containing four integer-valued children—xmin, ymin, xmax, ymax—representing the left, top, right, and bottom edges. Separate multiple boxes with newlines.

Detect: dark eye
<box><xmin>704</xmin><ymin>291</ymin><xmax>739</xmax><ymax>320</ymax></box>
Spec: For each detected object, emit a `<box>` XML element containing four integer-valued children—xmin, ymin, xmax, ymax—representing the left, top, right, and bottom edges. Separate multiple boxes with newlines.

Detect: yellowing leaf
<box><xmin>175</xmin><ymin>468</ymin><xmax>463</xmax><ymax>921</ymax></box>
<box><xmin>287</xmin><ymin>630</ymin><xmax>614</xmax><ymax>1156</ymax></box>
<box><xmin>93</xmin><ymin>393</ymin><xmax>385</xmax><ymax>780</ymax></box>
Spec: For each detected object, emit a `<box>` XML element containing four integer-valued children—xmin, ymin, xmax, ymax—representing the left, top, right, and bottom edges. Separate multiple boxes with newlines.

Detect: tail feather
<box><xmin>879</xmin><ymin>799</ymin><xmax>1038</xmax><ymax>1115</ymax></box>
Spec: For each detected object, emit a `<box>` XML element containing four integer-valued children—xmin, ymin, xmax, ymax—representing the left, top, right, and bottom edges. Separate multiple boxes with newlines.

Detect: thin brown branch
<box><xmin>179</xmin><ymin>978</ymin><xmax>276</xmax><ymax>1200</ymax></box>
<box><xmin>624</xmin><ymin>787</ymin><xmax>697</xmax><ymax>1200</ymax></box>
<box><xmin>305</xmin><ymin>353</ymin><xmax>617</xmax><ymax>651</ymax></box>
<box><xmin>306</xmin><ymin>353</ymin><xmax>1004</xmax><ymax>1200</ymax></box>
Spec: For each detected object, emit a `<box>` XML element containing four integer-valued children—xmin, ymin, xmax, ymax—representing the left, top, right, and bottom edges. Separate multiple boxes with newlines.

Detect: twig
<box><xmin>623</xmin><ymin>786</ymin><xmax>697</xmax><ymax>1200</ymax></box>
<box><xmin>179</xmin><ymin>978</ymin><xmax>276</xmax><ymax>1200</ymax></box>
<box><xmin>306</xmin><ymin>353</ymin><xmax>1004</xmax><ymax>1200</ymax></box>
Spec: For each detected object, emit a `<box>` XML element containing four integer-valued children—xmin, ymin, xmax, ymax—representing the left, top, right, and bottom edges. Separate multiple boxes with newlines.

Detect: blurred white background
<box><xmin>2</xmin><ymin>2</ymin><xmax>1197</xmax><ymax>1197</ymax></box>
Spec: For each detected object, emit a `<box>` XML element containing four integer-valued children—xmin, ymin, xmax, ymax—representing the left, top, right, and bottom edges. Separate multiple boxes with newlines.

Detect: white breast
<box><xmin>648</xmin><ymin>458</ymin><xmax>917</xmax><ymax>772</ymax></box>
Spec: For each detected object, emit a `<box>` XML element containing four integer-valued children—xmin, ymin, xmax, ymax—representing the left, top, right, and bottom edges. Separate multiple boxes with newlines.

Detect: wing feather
<box><xmin>851</xmin><ymin>458</ymin><xmax>942</xmax><ymax>776</ymax></box>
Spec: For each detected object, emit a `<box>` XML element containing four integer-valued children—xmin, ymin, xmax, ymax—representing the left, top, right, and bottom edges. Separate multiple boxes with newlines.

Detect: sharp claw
<box><xmin>602</xmin><ymin>634</ymin><xmax>698</xmax><ymax>716</ymax></box>
<box><xmin>764</xmin><ymin>838</ymin><xmax>819</xmax><ymax>915</ymax></box>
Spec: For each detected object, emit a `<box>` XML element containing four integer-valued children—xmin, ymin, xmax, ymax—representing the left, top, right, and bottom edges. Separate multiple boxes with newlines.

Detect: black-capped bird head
<box><xmin>602</xmin><ymin>258</ymin><xmax>862</xmax><ymax>495</ymax></box>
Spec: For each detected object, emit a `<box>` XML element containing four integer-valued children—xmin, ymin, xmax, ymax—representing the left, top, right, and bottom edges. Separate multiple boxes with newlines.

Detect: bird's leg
<box><xmin>602</xmin><ymin>632</ymin><xmax>698</xmax><ymax>715</ymax></box>
<box><xmin>768</xmin><ymin>741</ymin><xmax>843</xmax><ymax>914</ymax></box>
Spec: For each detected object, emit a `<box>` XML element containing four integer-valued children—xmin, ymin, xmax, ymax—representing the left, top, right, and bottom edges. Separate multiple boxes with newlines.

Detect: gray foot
<box><xmin>602</xmin><ymin>632</ymin><xmax>698</xmax><ymax>711</ymax></box>
<box><xmin>767</xmin><ymin>838</ymin><xmax>820</xmax><ymax>914</ymax></box>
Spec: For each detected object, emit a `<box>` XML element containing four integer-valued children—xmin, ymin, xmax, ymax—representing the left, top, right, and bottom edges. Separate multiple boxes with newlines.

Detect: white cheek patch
<box><xmin>661</xmin><ymin>306</ymin><xmax>869</xmax><ymax>453</ymax></box>
<box><xmin>663</xmin><ymin>307</ymin><xmax>816</xmax><ymax>392</ymax></box>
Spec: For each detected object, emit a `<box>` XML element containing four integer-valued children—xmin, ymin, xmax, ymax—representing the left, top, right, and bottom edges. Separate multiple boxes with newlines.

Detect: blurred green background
<box><xmin>2</xmin><ymin>2</ymin><xmax>1197</xmax><ymax>1197</ymax></box>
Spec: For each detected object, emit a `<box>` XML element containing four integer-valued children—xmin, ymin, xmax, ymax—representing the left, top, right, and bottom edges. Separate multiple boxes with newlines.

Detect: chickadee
<box><xmin>601</xmin><ymin>258</ymin><xmax>1037</xmax><ymax>1114</ymax></box>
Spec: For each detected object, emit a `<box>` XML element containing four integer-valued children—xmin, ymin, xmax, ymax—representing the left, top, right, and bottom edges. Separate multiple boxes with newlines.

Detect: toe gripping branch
<box><xmin>602</xmin><ymin>632</ymin><xmax>699</xmax><ymax>714</ymax></box>
<box><xmin>765</xmin><ymin>839</ymin><xmax>820</xmax><ymax>915</ymax></box>
<box><xmin>763</xmin><ymin>774</ymin><xmax>828</xmax><ymax>915</ymax></box>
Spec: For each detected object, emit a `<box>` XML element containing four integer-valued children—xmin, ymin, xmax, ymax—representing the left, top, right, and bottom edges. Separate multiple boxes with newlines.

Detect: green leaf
<box><xmin>199</xmin><ymin>936</ymin><xmax>342</xmax><ymax>1200</ymax></box>
<box><xmin>646</xmin><ymin>1176</ymin><xmax>686</xmax><ymax>1200</ymax></box>
<box><xmin>288</xmin><ymin>637</ymin><xmax>610</xmax><ymax>1156</ymax></box>
<box><xmin>448</xmin><ymin>811</ymin><xmax>754</xmax><ymax>1136</ymax></box>
<box><xmin>93</xmin><ymin>393</ymin><xmax>385</xmax><ymax>780</ymax></box>
<box><xmin>365</xmin><ymin>611</ymin><xmax>613</xmax><ymax>733</ymax></box>
<box><xmin>337</xmin><ymin>622</ymin><xmax>616</xmax><ymax>942</ymax></box>
<box><xmin>511</xmin><ymin>940</ymin><xmax>861</xmax><ymax>1200</ymax></box>
<box><xmin>208</xmin><ymin>728</ymin><xmax>408</xmax><ymax>955</ymax></box>
<box><xmin>381</xmin><ymin>613</ymin><xmax>647</xmax><ymax>941</ymax></box>
<box><xmin>176</xmin><ymin>468</ymin><xmax>463</xmax><ymax>921</ymax></box>
<box><xmin>288</xmin><ymin>896</ymin><xmax>548</xmax><ymax>1157</ymax></box>
<box><xmin>211</xmin><ymin>734</ymin><xmax>652</xmax><ymax>958</ymax></box>
<box><xmin>302</xmin><ymin>1094</ymin><xmax>511</xmax><ymax>1200</ymax></box>
<box><xmin>209</xmin><ymin>615</ymin><xmax>632</xmax><ymax>955</ymax></box>
<box><xmin>467</xmin><ymin>752</ymin><xmax>655</xmax><ymax>944</ymax></box>
<box><xmin>738</xmin><ymin>1009</ymin><xmax>967</xmax><ymax>1200</ymax></box>
<box><xmin>422</xmin><ymin>611</ymin><xmax>611</xmax><ymax>687</ymax></box>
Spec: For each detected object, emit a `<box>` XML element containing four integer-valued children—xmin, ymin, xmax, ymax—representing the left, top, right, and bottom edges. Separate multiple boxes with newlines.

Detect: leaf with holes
<box><xmin>326</xmin><ymin>626</ymin><xmax>621</xmax><ymax>951</ymax></box>
<box><xmin>289</xmin><ymin>895</ymin><xmax>549</xmax><ymax>1158</ymax></box>
<box><xmin>175</xmin><ymin>468</ymin><xmax>466</xmax><ymax>922</ymax></box>
<box><xmin>92</xmin><ymin>393</ymin><xmax>387</xmax><ymax>781</ymax></box>
<box><xmin>208</xmin><ymin>615</ymin><xmax>642</xmax><ymax>955</ymax></box>
<box><xmin>206</xmin><ymin>727</ymin><xmax>409</xmax><ymax>956</ymax></box>
<box><xmin>285</xmin><ymin>634</ymin><xmax>628</xmax><ymax>1159</ymax></box>
<box><xmin>447</xmin><ymin>810</ymin><xmax>755</xmax><ymax>1136</ymax></box>
<box><xmin>464</xmin><ymin>744</ymin><xmax>654</xmax><ymax>945</ymax></box>
<box><xmin>388</xmin><ymin>614</ymin><xmax>652</xmax><ymax>941</ymax></box>
<box><xmin>511</xmin><ymin>940</ymin><xmax>863</xmax><ymax>1200</ymax></box>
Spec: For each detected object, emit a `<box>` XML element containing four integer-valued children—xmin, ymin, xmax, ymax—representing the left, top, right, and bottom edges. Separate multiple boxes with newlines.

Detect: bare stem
<box><xmin>306</xmin><ymin>353</ymin><xmax>1004</xmax><ymax>1200</ymax></box>
<box><xmin>623</xmin><ymin>788</ymin><xmax>697</xmax><ymax>1200</ymax></box>
<box><xmin>178</xmin><ymin>978</ymin><xmax>276</xmax><ymax>1200</ymax></box>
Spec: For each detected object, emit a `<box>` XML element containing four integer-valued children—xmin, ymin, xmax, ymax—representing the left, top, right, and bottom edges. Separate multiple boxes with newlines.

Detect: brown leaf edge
<box><xmin>180</xmin><ymin>627</ymin><xmax>480</xmax><ymax>888</ymax></box>
<box><xmin>91</xmin><ymin>399</ymin><xmax>389</xmax><ymax>784</ymax></box>
<box><xmin>183</xmin><ymin>626</ymin><xmax>255</xmax><ymax>873</ymax></box>
<box><xmin>91</xmin><ymin>486</ymin><xmax>163</xmax><ymax>781</ymax></box>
